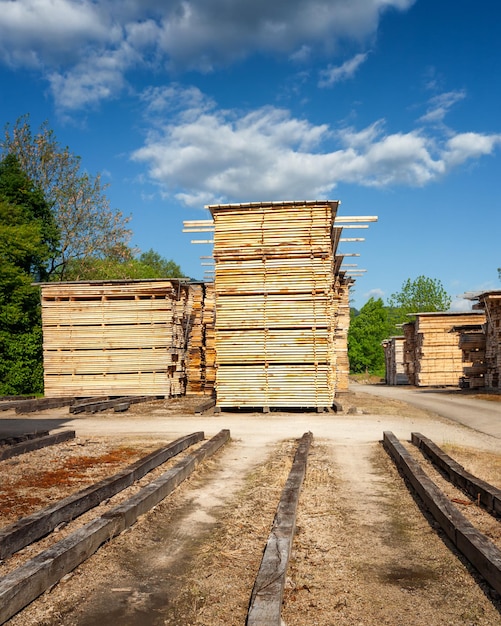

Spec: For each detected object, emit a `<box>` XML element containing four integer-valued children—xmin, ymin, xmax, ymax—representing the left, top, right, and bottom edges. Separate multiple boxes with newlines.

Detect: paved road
<box><xmin>353</xmin><ymin>383</ymin><xmax>501</xmax><ymax>440</ymax></box>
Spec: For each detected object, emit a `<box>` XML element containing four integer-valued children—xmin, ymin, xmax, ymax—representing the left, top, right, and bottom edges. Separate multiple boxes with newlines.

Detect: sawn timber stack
<box><xmin>209</xmin><ymin>200</ymin><xmax>348</xmax><ymax>410</ymax></box>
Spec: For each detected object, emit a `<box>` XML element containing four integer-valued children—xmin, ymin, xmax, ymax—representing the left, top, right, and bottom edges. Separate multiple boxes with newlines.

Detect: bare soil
<box><xmin>2</xmin><ymin>389</ymin><xmax>501</xmax><ymax>625</ymax></box>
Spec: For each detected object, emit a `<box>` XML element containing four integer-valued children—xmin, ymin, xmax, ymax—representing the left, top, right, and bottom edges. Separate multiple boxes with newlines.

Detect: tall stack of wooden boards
<box><xmin>209</xmin><ymin>200</ymin><xmax>344</xmax><ymax>409</ymax></box>
<box><xmin>186</xmin><ymin>282</ymin><xmax>216</xmax><ymax>395</ymax></box>
<box><xmin>470</xmin><ymin>291</ymin><xmax>501</xmax><ymax>389</ymax></box>
<box><xmin>456</xmin><ymin>326</ymin><xmax>486</xmax><ymax>389</ymax></box>
<box><xmin>402</xmin><ymin>312</ymin><xmax>486</xmax><ymax>387</ymax></box>
<box><xmin>333</xmin><ymin>279</ymin><xmax>351</xmax><ymax>392</ymax></box>
<box><xmin>41</xmin><ymin>280</ymin><xmax>197</xmax><ymax>397</ymax></box>
<box><xmin>382</xmin><ymin>336</ymin><xmax>409</xmax><ymax>385</ymax></box>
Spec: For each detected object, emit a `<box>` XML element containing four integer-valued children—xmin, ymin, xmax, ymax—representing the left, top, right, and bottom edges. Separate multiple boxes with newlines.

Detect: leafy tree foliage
<box><xmin>63</xmin><ymin>248</ymin><xmax>184</xmax><ymax>281</ymax></box>
<box><xmin>0</xmin><ymin>155</ymin><xmax>56</xmax><ymax>393</ymax></box>
<box><xmin>1</xmin><ymin>115</ymin><xmax>132</xmax><ymax>280</ymax></box>
<box><xmin>387</xmin><ymin>275</ymin><xmax>452</xmax><ymax>330</ymax></box>
<box><xmin>348</xmin><ymin>297</ymin><xmax>392</xmax><ymax>376</ymax></box>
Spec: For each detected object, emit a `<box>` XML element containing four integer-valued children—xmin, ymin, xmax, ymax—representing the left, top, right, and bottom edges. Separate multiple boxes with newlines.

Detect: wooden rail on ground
<box><xmin>411</xmin><ymin>432</ymin><xmax>501</xmax><ymax>516</ymax></box>
<box><xmin>69</xmin><ymin>396</ymin><xmax>163</xmax><ymax>414</ymax></box>
<box><xmin>0</xmin><ymin>429</ymin><xmax>230</xmax><ymax>625</ymax></box>
<box><xmin>0</xmin><ymin>431</ymin><xmax>49</xmax><ymax>446</ymax></box>
<box><xmin>0</xmin><ymin>432</ymin><xmax>204</xmax><ymax>560</ymax></box>
<box><xmin>0</xmin><ymin>430</ymin><xmax>75</xmax><ymax>461</ymax></box>
<box><xmin>383</xmin><ymin>431</ymin><xmax>501</xmax><ymax>596</ymax></box>
<box><xmin>247</xmin><ymin>431</ymin><xmax>313</xmax><ymax>626</ymax></box>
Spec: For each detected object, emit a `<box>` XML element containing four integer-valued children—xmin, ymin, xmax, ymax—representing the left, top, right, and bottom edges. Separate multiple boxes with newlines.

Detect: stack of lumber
<box><xmin>332</xmin><ymin>279</ymin><xmax>351</xmax><ymax>392</ymax></box>
<box><xmin>472</xmin><ymin>291</ymin><xmax>501</xmax><ymax>389</ymax></box>
<box><xmin>402</xmin><ymin>312</ymin><xmax>485</xmax><ymax>387</ymax></box>
<box><xmin>454</xmin><ymin>324</ymin><xmax>487</xmax><ymax>388</ymax></box>
<box><xmin>382</xmin><ymin>336</ymin><xmax>409</xmax><ymax>385</ymax></box>
<box><xmin>402</xmin><ymin>322</ymin><xmax>417</xmax><ymax>385</ymax></box>
<box><xmin>203</xmin><ymin>283</ymin><xmax>216</xmax><ymax>392</ymax></box>
<box><xmin>41</xmin><ymin>280</ymin><xmax>193</xmax><ymax>397</ymax></box>
<box><xmin>186</xmin><ymin>284</ymin><xmax>205</xmax><ymax>394</ymax></box>
<box><xmin>209</xmin><ymin>200</ymin><xmax>341</xmax><ymax>409</ymax></box>
<box><xmin>186</xmin><ymin>283</ymin><xmax>216</xmax><ymax>396</ymax></box>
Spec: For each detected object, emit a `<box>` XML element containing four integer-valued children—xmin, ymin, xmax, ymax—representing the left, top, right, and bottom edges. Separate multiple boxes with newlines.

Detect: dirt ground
<box><xmin>2</xmin><ymin>388</ymin><xmax>501</xmax><ymax>625</ymax></box>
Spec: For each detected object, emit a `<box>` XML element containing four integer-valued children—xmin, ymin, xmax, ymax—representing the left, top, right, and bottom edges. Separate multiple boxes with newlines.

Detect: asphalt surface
<box><xmin>353</xmin><ymin>383</ymin><xmax>501</xmax><ymax>440</ymax></box>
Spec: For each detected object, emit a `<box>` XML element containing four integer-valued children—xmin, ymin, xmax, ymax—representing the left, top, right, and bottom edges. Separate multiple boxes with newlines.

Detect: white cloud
<box><xmin>0</xmin><ymin>0</ymin><xmax>415</xmax><ymax>109</ymax></box>
<box><xmin>318</xmin><ymin>52</ymin><xmax>369</xmax><ymax>87</ymax></box>
<box><xmin>443</xmin><ymin>132</ymin><xmax>501</xmax><ymax>167</ymax></box>
<box><xmin>131</xmin><ymin>87</ymin><xmax>501</xmax><ymax>206</ymax></box>
<box><xmin>419</xmin><ymin>90</ymin><xmax>466</xmax><ymax>124</ymax></box>
<box><xmin>0</xmin><ymin>0</ymin><xmax>112</xmax><ymax>66</ymax></box>
<box><xmin>48</xmin><ymin>43</ymin><xmax>140</xmax><ymax>110</ymax></box>
<box><xmin>364</xmin><ymin>288</ymin><xmax>385</xmax><ymax>301</ymax></box>
<box><xmin>449</xmin><ymin>296</ymin><xmax>473</xmax><ymax>312</ymax></box>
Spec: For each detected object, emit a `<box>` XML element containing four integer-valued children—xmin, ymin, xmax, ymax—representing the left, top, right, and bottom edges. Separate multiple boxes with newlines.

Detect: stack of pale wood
<box><xmin>209</xmin><ymin>200</ymin><xmax>341</xmax><ymax>409</ymax></box>
<box><xmin>332</xmin><ymin>279</ymin><xmax>351</xmax><ymax>393</ymax></box>
<box><xmin>203</xmin><ymin>283</ymin><xmax>216</xmax><ymax>392</ymax></box>
<box><xmin>402</xmin><ymin>312</ymin><xmax>485</xmax><ymax>387</ymax></box>
<box><xmin>472</xmin><ymin>292</ymin><xmax>501</xmax><ymax>389</ymax></box>
<box><xmin>382</xmin><ymin>336</ymin><xmax>409</xmax><ymax>385</ymax></box>
<box><xmin>457</xmin><ymin>326</ymin><xmax>487</xmax><ymax>388</ymax></box>
<box><xmin>186</xmin><ymin>283</ymin><xmax>205</xmax><ymax>394</ymax></box>
<box><xmin>186</xmin><ymin>283</ymin><xmax>216</xmax><ymax>396</ymax></box>
<box><xmin>402</xmin><ymin>322</ymin><xmax>417</xmax><ymax>385</ymax></box>
<box><xmin>41</xmin><ymin>280</ymin><xmax>193</xmax><ymax>397</ymax></box>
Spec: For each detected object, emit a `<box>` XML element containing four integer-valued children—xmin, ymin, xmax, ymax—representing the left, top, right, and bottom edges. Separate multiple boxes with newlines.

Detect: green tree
<box><xmin>1</xmin><ymin>115</ymin><xmax>132</xmax><ymax>280</ymax></box>
<box><xmin>0</xmin><ymin>156</ymin><xmax>56</xmax><ymax>393</ymax></box>
<box><xmin>0</xmin><ymin>154</ymin><xmax>59</xmax><ymax>280</ymax></box>
<box><xmin>387</xmin><ymin>275</ymin><xmax>452</xmax><ymax>331</ymax></box>
<box><xmin>0</xmin><ymin>197</ymin><xmax>46</xmax><ymax>395</ymax></box>
<box><xmin>348</xmin><ymin>297</ymin><xmax>392</xmax><ymax>376</ymax></box>
<box><xmin>63</xmin><ymin>248</ymin><xmax>185</xmax><ymax>281</ymax></box>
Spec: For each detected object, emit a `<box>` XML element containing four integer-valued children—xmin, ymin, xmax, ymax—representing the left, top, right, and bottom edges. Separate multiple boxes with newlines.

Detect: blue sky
<box><xmin>0</xmin><ymin>0</ymin><xmax>500</xmax><ymax>310</ymax></box>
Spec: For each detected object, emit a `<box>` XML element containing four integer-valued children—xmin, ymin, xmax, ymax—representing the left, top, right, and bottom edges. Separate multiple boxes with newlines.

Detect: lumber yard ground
<box><xmin>1</xmin><ymin>383</ymin><xmax>501</xmax><ymax>625</ymax></box>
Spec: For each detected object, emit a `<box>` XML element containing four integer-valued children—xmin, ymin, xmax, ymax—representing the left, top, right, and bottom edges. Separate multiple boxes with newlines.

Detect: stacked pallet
<box><xmin>41</xmin><ymin>280</ymin><xmax>192</xmax><ymax>397</ymax></box>
<box><xmin>402</xmin><ymin>312</ymin><xmax>485</xmax><ymax>387</ymax></box>
<box><xmin>471</xmin><ymin>291</ymin><xmax>501</xmax><ymax>389</ymax></box>
<box><xmin>382</xmin><ymin>336</ymin><xmax>409</xmax><ymax>385</ymax></box>
<box><xmin>209</xmin><ymin>200</ymin><xmax>340</xmax><ymax>409</ymax></box>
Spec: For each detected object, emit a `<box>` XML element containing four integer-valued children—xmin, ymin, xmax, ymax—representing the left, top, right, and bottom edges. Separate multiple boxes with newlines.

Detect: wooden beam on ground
<box><xmin>0</xmin><ymin>432</ymin><xmax>204</xmax><ymax>560</ymax></box>
<box><xmin>0</xmin><ymin>431</ymin><xmax>75</xmax><ymax>461</ymax></box>
<box><xmin>411</xmin><ymin>432</ymin><xmax>501</xmax><ymax>516</ymax></box>
<box><xmin>383</xmin><ymin>431</ymin><xmax>501</xmax><ymax>596</ymax></box>
<box><xmin>247</xmin><ymin>431</ymin><xmax>313</xmax><ymax>625</ymax></box>
<box><xmin>0</xmin><ymin>430</ymin><xmax>230</xmax><ymax>625</ymax></box>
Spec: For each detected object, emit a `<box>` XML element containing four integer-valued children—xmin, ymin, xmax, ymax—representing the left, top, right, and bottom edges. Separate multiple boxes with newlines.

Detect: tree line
<box><xmin>347</xmin><ymin>275</ymin><xmax>452</xmax><ymax>377</ymax></box>
<box><xmin>0</xmin><ymin>116</ymin><xmax>184</xmax><ymax>395</ymax></box>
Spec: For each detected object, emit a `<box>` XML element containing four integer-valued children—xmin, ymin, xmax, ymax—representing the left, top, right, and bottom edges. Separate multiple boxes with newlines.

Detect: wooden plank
<box><xmin>0</xmin><ymin>430</ymin><xmax>229</xmax><ymax>625</ymax></box>
<box><xmin>384</xmin><ymin>431</ymin><xmax>501</xmax><ymax>596</ymax></box>
<box><xmin>0</xmin><ymin>432</ymin><xmax>203</xmax><ymax>560</ymax></box>
<box><xmin>247</xmin><ymin>432</ymin><xmax>312</xmax><ymax>625</ymax></box>
<box><xmin>411</xmin><ymin>432</ymin><xmax>501</xmax><ymax>516</ymax></box>
<box><xmin>0</xmin><ymin>431</ymin><xmax>75</xmax><ymax>461</ymax></box>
